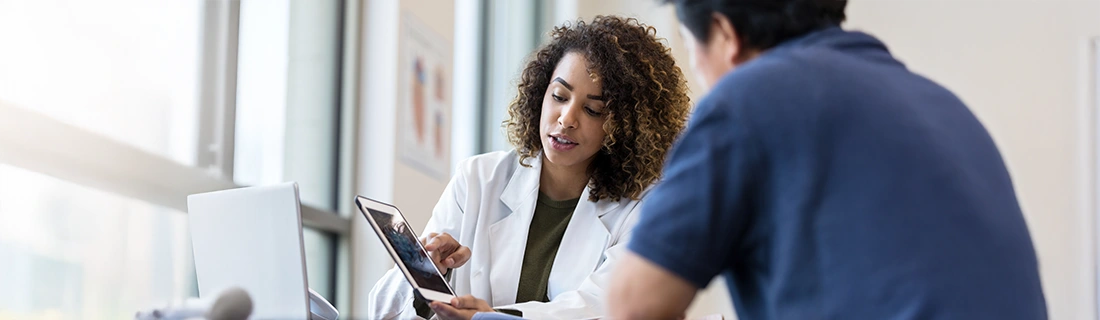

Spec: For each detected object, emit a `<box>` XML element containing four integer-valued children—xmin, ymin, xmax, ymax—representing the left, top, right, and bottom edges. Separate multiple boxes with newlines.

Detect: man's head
<box><xmin>663</xmin><ymin>0</ymin><xmax>848</xmax><ymax>88</ymax></box>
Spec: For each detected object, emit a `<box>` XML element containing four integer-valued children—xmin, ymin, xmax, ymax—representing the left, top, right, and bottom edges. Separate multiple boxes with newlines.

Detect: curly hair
<box><xmin>503</xmin><ymin>15</ymin><xmax>691</xmax><ymax>202</ymax></box>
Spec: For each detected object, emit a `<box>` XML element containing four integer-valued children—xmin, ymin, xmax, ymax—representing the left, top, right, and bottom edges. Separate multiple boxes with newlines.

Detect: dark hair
<box><xmin>504</xmin><ymin>15</ymin><xmax>692</xmax><ymax>202</ymax></box>
<box><xmin>664</xmin><ymin>0</ymin><xmax>847</xmax><ymax>51</ymax></box>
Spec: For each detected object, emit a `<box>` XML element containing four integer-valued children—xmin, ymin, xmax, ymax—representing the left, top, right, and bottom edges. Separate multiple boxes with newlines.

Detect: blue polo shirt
<box><xmin>629</xmin><ymin>27</ymin><xmax>1047</xmax><ymax>319</ymax></box>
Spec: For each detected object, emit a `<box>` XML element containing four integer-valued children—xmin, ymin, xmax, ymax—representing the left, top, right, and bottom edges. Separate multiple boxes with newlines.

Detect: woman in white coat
<box><xmin>368</xmin><ymin>16</ymin><xmax>692</xmax><ymax>320</ymax></box>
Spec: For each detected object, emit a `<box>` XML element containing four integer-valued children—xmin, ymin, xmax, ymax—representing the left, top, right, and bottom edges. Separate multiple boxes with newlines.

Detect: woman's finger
<box><xmin>445</xmin><ymin>246</ymin><xmax>472</xmax><ymax>268</ymax></box>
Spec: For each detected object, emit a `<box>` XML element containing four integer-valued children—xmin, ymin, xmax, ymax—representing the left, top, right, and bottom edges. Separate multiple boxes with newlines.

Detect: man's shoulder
<box><xmin>693</xmin><ymin>58</ymin><xmax>819</xmax><ymax>136</ymax></box>
<box><xmin>702</xmin><ymin>47</ymin><xmax>909</xmax><ymax>130</ymax></box>
<box><xmin>704</xmin><ymin>53</ymin><xmax>826</xmax><ymax>110</ymax></box>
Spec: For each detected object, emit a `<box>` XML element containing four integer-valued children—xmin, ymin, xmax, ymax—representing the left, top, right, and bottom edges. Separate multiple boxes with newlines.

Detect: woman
<box><xmin>368</xmin><ymin>16</ymin><xmax>691</xmax><ymax>320</ymax></box>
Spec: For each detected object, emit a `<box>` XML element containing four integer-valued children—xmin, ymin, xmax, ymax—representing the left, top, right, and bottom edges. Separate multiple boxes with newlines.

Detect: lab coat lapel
<box><xmin>547</xmin><ymin>185</ymin><xmax>618</xmax><ymax>299</ymax></box>
<box><xmin>488</xmin><ymin>154</ymin><xmax>541</xmax><ymax>306</ymax></box>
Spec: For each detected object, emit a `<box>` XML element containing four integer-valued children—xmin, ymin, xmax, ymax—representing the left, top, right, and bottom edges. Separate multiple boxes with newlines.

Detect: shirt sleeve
<box><xmin>627</xmin><ymin>97</ymin><xmax>762</xmax><ymax>288</ymax></box>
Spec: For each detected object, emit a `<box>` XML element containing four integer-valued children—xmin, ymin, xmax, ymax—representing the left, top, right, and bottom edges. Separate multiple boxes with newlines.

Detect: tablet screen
<box><xmin>364</xmin><ymin>206</ymin><xmax>453</xmax><ymax>295</ymax></box>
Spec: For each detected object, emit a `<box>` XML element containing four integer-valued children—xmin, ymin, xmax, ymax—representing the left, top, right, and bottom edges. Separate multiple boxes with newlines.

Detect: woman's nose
<box><xmin>558</xmin><ymin>103</ymin><xmax>580</xmax><ymax>129</ymax></box>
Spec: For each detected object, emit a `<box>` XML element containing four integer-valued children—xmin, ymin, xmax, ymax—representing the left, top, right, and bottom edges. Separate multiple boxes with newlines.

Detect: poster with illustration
<box><xmin>399</xmin><ymin>14</ymin><xmax>451</xmax><ymax>179</ymax></box>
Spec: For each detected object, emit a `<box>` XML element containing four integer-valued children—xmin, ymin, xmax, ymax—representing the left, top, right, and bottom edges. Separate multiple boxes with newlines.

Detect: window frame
<box><xmin>0</xmin><ymin>0</ymin><xmax>354</xmax><ymax>311</ymax></box>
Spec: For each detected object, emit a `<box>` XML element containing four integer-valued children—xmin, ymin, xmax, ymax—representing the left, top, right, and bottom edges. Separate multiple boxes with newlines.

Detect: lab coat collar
<box><xmin>499</xmin><ymin>153</ymin><xmax>542</xmax><ymax>215</ymax></box>
<box><xmin>499</xmin><ymin>153</ymin><xmax>621</xmax><ymax>217</ymax></box>
<box><xmin>488</xmin><ymin>152</ymin><xmax>619</xmax><ymax>306</ymax></box>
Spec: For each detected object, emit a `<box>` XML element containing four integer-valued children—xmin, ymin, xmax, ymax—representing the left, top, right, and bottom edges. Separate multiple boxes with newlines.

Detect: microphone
<box><xmin>206</xmin><ymin>287</ymin><xmax>253</xmax><ymax>320</ymax></box>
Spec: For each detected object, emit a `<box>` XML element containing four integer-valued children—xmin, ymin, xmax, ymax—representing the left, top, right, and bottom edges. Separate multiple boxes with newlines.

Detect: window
<box><xmin>234</xmin><ymin>0</ymin><xmax>346</xmax><ymax>300</ymax></box>
<box><xmin>0</xmin><ymin>0</ymin><xmax>353</xmax><ymax>317</ymax></box>
<box><xmin>0</xmin><ymin>0</ymin><xmax>202</xmax><ymax>166</ymax></box>
<box><xmin>464</xmin><ymin>0</ymin><xmax>551</xmax><ymax>154</ymax></box>
<box><xmin>1093</xmin><ymin>37</ymin><xmax>1100</xmax><ymax>313</ymax></box>
<box><xmin>0</xmin><ymin>165</ymin><xmax>193</xmax><ymax>319</ymax></box>
<box><xmin>0</xmin><ymin>1</ymin><xmax>203</xmax><ymax>318</ymax></box>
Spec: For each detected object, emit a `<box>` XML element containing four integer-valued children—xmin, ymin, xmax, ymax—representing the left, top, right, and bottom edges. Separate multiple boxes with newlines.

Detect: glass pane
<box><xmin>0</xmin><ymin>164</ymin><xmax>195</xmax><ymax>319</ymax></box>
<box><xmin>303</xmin><ymin>228</ymin><xmax>336</xmax><ymax>301</ymax></box>
<box><xmin>233</xmin><ymin>0</ymin><xmax>289</xmax><ymax>188</ymax></box>
<box><xmin>482</xmin><ymin>0</ymin><xmax>541</xmax><ymax>153</ymax></box>
<box><xmin>0</xmin><ymin>0</ymin><xmax>202</xmax><ymax>166</ymax></box>
<box><xmin>234</xmin><ymin>0</ymin><xmax>344</xmax><ymax>301</ymax></box>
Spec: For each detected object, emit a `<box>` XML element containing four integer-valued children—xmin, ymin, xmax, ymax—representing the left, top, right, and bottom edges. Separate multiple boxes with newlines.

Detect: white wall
<box><xmin>352</xmin><ymin>0</ymin><xmax>455</xmax><ymax>316</ymax></box>
<box><xmin>846</xmin><ymin>1</ymin><xmax>1100</xmax><ymax>319</ymax></box>
<box><xmin>391</xmin><ymin>0</ymin><xmax>456</xmax><ymax>236</ymax></box>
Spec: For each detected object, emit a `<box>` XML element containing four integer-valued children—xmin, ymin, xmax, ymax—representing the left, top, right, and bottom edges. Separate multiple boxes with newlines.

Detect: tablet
<box><xmin>355</xmin><ymin>196</ymin><xmax>457</xmax><ymax>303</ymax></box>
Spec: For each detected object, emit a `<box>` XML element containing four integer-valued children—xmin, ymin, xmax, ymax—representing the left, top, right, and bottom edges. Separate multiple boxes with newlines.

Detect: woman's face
<box><xmin>539</xmin><ymin>51</ymin><xmax>608</xmax><ymax>171</ymax></box>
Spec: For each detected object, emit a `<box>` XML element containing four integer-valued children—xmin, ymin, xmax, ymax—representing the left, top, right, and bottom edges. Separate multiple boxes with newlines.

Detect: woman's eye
<box><xmin>552</xmin><ymin>94</ymin><xmax>566</xmax><ymax>102</ymax></box>
<box><xmin>585</xmin><ymin>107</ymin><xmax>603</xmax><ymax>116</ymax></box>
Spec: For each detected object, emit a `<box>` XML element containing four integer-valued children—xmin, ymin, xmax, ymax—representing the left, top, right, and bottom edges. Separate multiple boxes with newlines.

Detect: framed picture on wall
<box><xmin>398</xmin><ymin>13</ymin><xmax>452</xmax><ymax>180</ymax></box>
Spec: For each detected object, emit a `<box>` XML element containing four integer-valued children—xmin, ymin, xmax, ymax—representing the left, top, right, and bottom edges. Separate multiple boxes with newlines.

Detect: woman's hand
<box><xmin>420</xmin><ymin>232</ymin><xmax>472</xmax><ymax>274</ymax></box>
<box><xmin>429</xmin><ymin>295</ymin><xmax>495</xmax><ymax>320</ymax></box>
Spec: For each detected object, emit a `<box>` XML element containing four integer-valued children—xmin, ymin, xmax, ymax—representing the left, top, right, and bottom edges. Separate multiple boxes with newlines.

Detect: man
<box><xmin>608</xmin><ymin>0</ymin><xmax>1048</xmax><ymax>319</ymax></box>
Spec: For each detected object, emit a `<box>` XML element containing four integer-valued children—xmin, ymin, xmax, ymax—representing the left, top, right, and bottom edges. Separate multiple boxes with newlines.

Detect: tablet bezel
<box><xmin>355</xmin><ymin>196</ymin><xmax>457</xmax><ymax>303</ymax></box>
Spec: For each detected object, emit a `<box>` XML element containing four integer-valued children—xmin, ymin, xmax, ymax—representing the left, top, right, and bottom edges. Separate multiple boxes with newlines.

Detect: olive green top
<box><xmin>414</xmin><ymin>191</ymin><xmax>579</xmax><ymax>318</ymax></box>
<box><xmin>514</xmin><ymin>191</ymin><xmax>579</xmax><ymax>304</ymax></box>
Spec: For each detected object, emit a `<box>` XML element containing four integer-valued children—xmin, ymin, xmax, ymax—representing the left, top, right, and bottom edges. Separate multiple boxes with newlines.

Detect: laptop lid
<box><xmin>187</xmin><ymin>182</ymin><xmax>310</xmax><ymax>319</ymax></box>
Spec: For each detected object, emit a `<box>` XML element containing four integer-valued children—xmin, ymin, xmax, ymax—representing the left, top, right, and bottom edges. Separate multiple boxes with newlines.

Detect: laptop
<box><xmin>187</xmin><ymin>182</ymin><xmax>310</xmax><ymax>319</ymax></box>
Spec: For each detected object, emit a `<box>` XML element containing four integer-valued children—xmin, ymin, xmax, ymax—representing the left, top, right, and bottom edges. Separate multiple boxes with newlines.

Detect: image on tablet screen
<box><xmin>367</xmin><ymin>207</ymin><xmax>452</xmax><ymax>294</ymax></box>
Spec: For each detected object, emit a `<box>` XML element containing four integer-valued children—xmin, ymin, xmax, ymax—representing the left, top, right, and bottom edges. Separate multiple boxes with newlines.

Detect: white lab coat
<box><xmin>367</xmin><ymin>150</ymin><xmax>645</xmax><ymax>320</ymax></box>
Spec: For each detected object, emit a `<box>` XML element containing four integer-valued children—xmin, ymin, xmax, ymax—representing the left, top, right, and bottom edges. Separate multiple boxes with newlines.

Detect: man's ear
<box><xmin>709</xmin><ymin>12</ymin><xmax>742</xmax><ymax>65</ymax></box>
